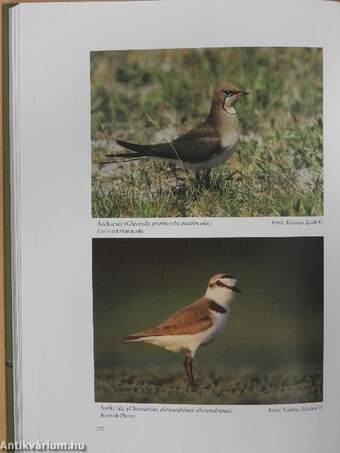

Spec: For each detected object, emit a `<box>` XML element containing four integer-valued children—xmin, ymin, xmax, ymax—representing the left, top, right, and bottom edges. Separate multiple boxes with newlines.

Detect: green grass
<box><xmin>91</xmin><ymin>47</ymin><xmax>323</xmax><ymax>217</ymax></box>
<box><xmin>95</xmin><ymin>367</ymin><xmax>322</xmax><ymax>405</ymax></box>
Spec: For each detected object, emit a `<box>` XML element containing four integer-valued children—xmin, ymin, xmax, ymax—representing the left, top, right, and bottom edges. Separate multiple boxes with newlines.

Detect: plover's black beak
<box><xmin>232</xmin><ymin>286</ymin><xmax>242</xmax><ymax>293</ymax></box>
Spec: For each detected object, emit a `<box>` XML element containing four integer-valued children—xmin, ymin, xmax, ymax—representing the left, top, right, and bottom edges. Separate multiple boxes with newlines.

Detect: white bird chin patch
<box><xmin>225</xmin><ymin>105</ymin><xmax>237</xmax><ymax>115</ymax></box>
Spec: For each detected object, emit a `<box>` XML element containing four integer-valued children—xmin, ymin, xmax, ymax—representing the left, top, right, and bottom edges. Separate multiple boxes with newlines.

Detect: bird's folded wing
<box><xmin>131</xmin><ymin>297</ymin><xmax>215</xmax><ymax>337</ymax></box>
<box><xmin>169</xmin><ymin>126</ymin><xmax>221</xmax><ymax>163</ymax></box>
<box><xmin>146</xmin><ymin>138</ymin><xmax>219</xmax><ymax>163</ymax></box>
<box><xmin>113</xmin><ymin>126</ymin><xmax>221</xmax><ymax>163</ymax></box>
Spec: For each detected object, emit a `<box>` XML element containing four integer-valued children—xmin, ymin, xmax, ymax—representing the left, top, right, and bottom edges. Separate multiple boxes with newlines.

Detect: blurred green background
<box><xmin>93</xmin><ymin>237</ymin><xmax>323</xmax><ymax>404</ymax></box>
<box><xmin>91</xmin><ymin>47</ymin><xmax>323</xmax><ymax>217</ymax></box>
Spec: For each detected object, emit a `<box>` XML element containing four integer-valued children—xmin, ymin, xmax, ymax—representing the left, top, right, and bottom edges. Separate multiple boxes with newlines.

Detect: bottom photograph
<box><xmin>92</xmin><ymin>237</ymin><xmax>323</xmax><ymax>405</ymax></box>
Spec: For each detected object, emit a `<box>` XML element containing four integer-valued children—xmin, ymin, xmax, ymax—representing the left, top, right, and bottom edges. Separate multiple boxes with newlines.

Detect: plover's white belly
<box><xmin>142</xmin><ymin>311</ymin><xmax>228</xmax><ymax>357</ymax></box>
<box><xmin>199</xmin><ymin>310</ymin><xmax>228</xmax><ymax>346</ymax></box>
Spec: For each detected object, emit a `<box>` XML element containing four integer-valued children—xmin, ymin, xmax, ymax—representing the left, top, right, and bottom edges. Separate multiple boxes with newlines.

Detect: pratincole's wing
<box><xmin>114</xmin><ymin>125</ymin><xmax>221</xmax><ymax>164</ymax></box>
<box><xmin>169</xmin><ymin>125</ymin><xmax>221</xmax><ymax>162</ymax></box>
<box><xmin>124</xmin><ymin>297</ymin><xmax>216</xmax><ymax>340</ymax></box>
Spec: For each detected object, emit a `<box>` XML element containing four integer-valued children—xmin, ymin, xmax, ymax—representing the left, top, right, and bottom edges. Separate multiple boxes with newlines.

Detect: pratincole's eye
<box><xmin>224</xmin><ymin>90</ymin><xmax>232</xmax><ymax>97</ymax></box>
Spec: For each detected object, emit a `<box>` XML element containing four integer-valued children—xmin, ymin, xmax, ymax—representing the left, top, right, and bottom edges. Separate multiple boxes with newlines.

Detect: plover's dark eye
<box><xmin>216</xmin><ymin>280</ymin><xmax>224</xmax><ymax>287</ymax></box>
<box><xmin>224</xmin><ymin>90</ymin><xmax>232</xmax><ymax>97</ymax></box>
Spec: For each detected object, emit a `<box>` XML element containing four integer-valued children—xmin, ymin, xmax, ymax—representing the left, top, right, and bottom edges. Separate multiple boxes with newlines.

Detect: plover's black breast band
<box><xmin>208</xmin><ymin>301</ymin><xmax>227</xmax><ymax>314</ymax></box>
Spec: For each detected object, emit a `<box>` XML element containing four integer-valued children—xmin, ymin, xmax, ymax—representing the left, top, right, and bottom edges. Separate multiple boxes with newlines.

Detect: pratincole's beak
<box><xmin>233</xmin><ymin>286</ymin><xmax>242</xmax><ymax>293</ymax></box>
<box><xmin>236</xmin><ymin>90</ymin><xmax>249</xmax><ymax>97</ymax></box>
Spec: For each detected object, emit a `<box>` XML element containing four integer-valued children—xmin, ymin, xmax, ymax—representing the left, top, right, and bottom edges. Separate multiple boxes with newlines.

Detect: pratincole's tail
<box><xmin>104</xmin><ymin>139</ymin><xmax>178</xmax><ymax>164</ymax></box>
<box><xmin>102</xmin><ymin>155</ymin><xmax>146</xmax><ymax>164</ymax></box>
<box><xmin>116</xmin><ymin>140</ymin><xmax>152</xmax><ymax>155</ymax></box>
<box><xmin>101</xmin><ymin>139</ymin><xmax>154</xmax><ymax>164</ymax></box>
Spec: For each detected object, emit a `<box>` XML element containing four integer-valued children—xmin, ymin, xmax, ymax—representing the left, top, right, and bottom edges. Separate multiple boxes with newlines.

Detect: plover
<box><xmin>123</xmin><ymin>273</ymin><xmax>241</xmax><ymax>388</ymax></box>
<box><xmin>105</xmin><ymin>83</ymin><xmax>248</xmax><ymax>174</ymax></box>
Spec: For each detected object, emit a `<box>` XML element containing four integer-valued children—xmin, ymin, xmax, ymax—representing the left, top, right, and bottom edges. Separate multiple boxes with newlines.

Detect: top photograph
<box><xmin>91</xmin><ymin>47</ymin><xmax>322</xmax><ymax>218</ymax></box>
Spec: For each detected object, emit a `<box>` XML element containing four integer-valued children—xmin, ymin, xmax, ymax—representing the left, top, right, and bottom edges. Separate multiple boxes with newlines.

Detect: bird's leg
<box><xmin>202</xmin><ymin>169</ymin><xmax>211</xmax><ymax>187</ymax></box>
<box><xmin>183</xmin><ymin>356</ymin><xmax>192</xmax><ymax>386</ymax></box>
<box><xmin>168</xmin><ymin>162</ymin><xmax>179</xmax><ymax>179</ymax></box>
<box><xmin>195</xmin><ymin>169</ymin><xmax>211</xmax><ymax>188</ymax></box>
<box><xmin>195</xmin><ymin>171</ymin><xmax>202</xmax><ymax>184</ymax></box>
<box><xmin>183</xmin><ymin>352</ymin><xmax>196</xmax><ymax>390</ymax></box>
<box><xmin>188</xmin><ymin>357</ymin><xmax>196</xmax><ymax>390</ymax></box>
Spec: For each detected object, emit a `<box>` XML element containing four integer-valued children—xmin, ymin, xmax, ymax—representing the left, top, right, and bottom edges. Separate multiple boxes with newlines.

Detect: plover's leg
<box><xmin>183</xmin><ymin>356</ymin><xmax>192</xmax><ymax>386</ymax></box>
<box><xmin>188</xmin><ymin>357</ymin><xmax>196</xmax><ymax>389</ymax></box>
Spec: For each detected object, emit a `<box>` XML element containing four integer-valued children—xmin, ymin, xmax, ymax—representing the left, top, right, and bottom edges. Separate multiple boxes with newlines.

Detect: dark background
<box><xmin>93</xmin><ymin>237</ymin><xmax>323</xmax><ymax>374</ymax></box>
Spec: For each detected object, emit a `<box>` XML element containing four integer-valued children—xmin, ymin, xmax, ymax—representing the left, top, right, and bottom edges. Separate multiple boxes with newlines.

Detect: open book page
<box><xmin>8</xmin><ymin>1</ymin><xmax>340</xmax><ymax>452</ymax></box>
